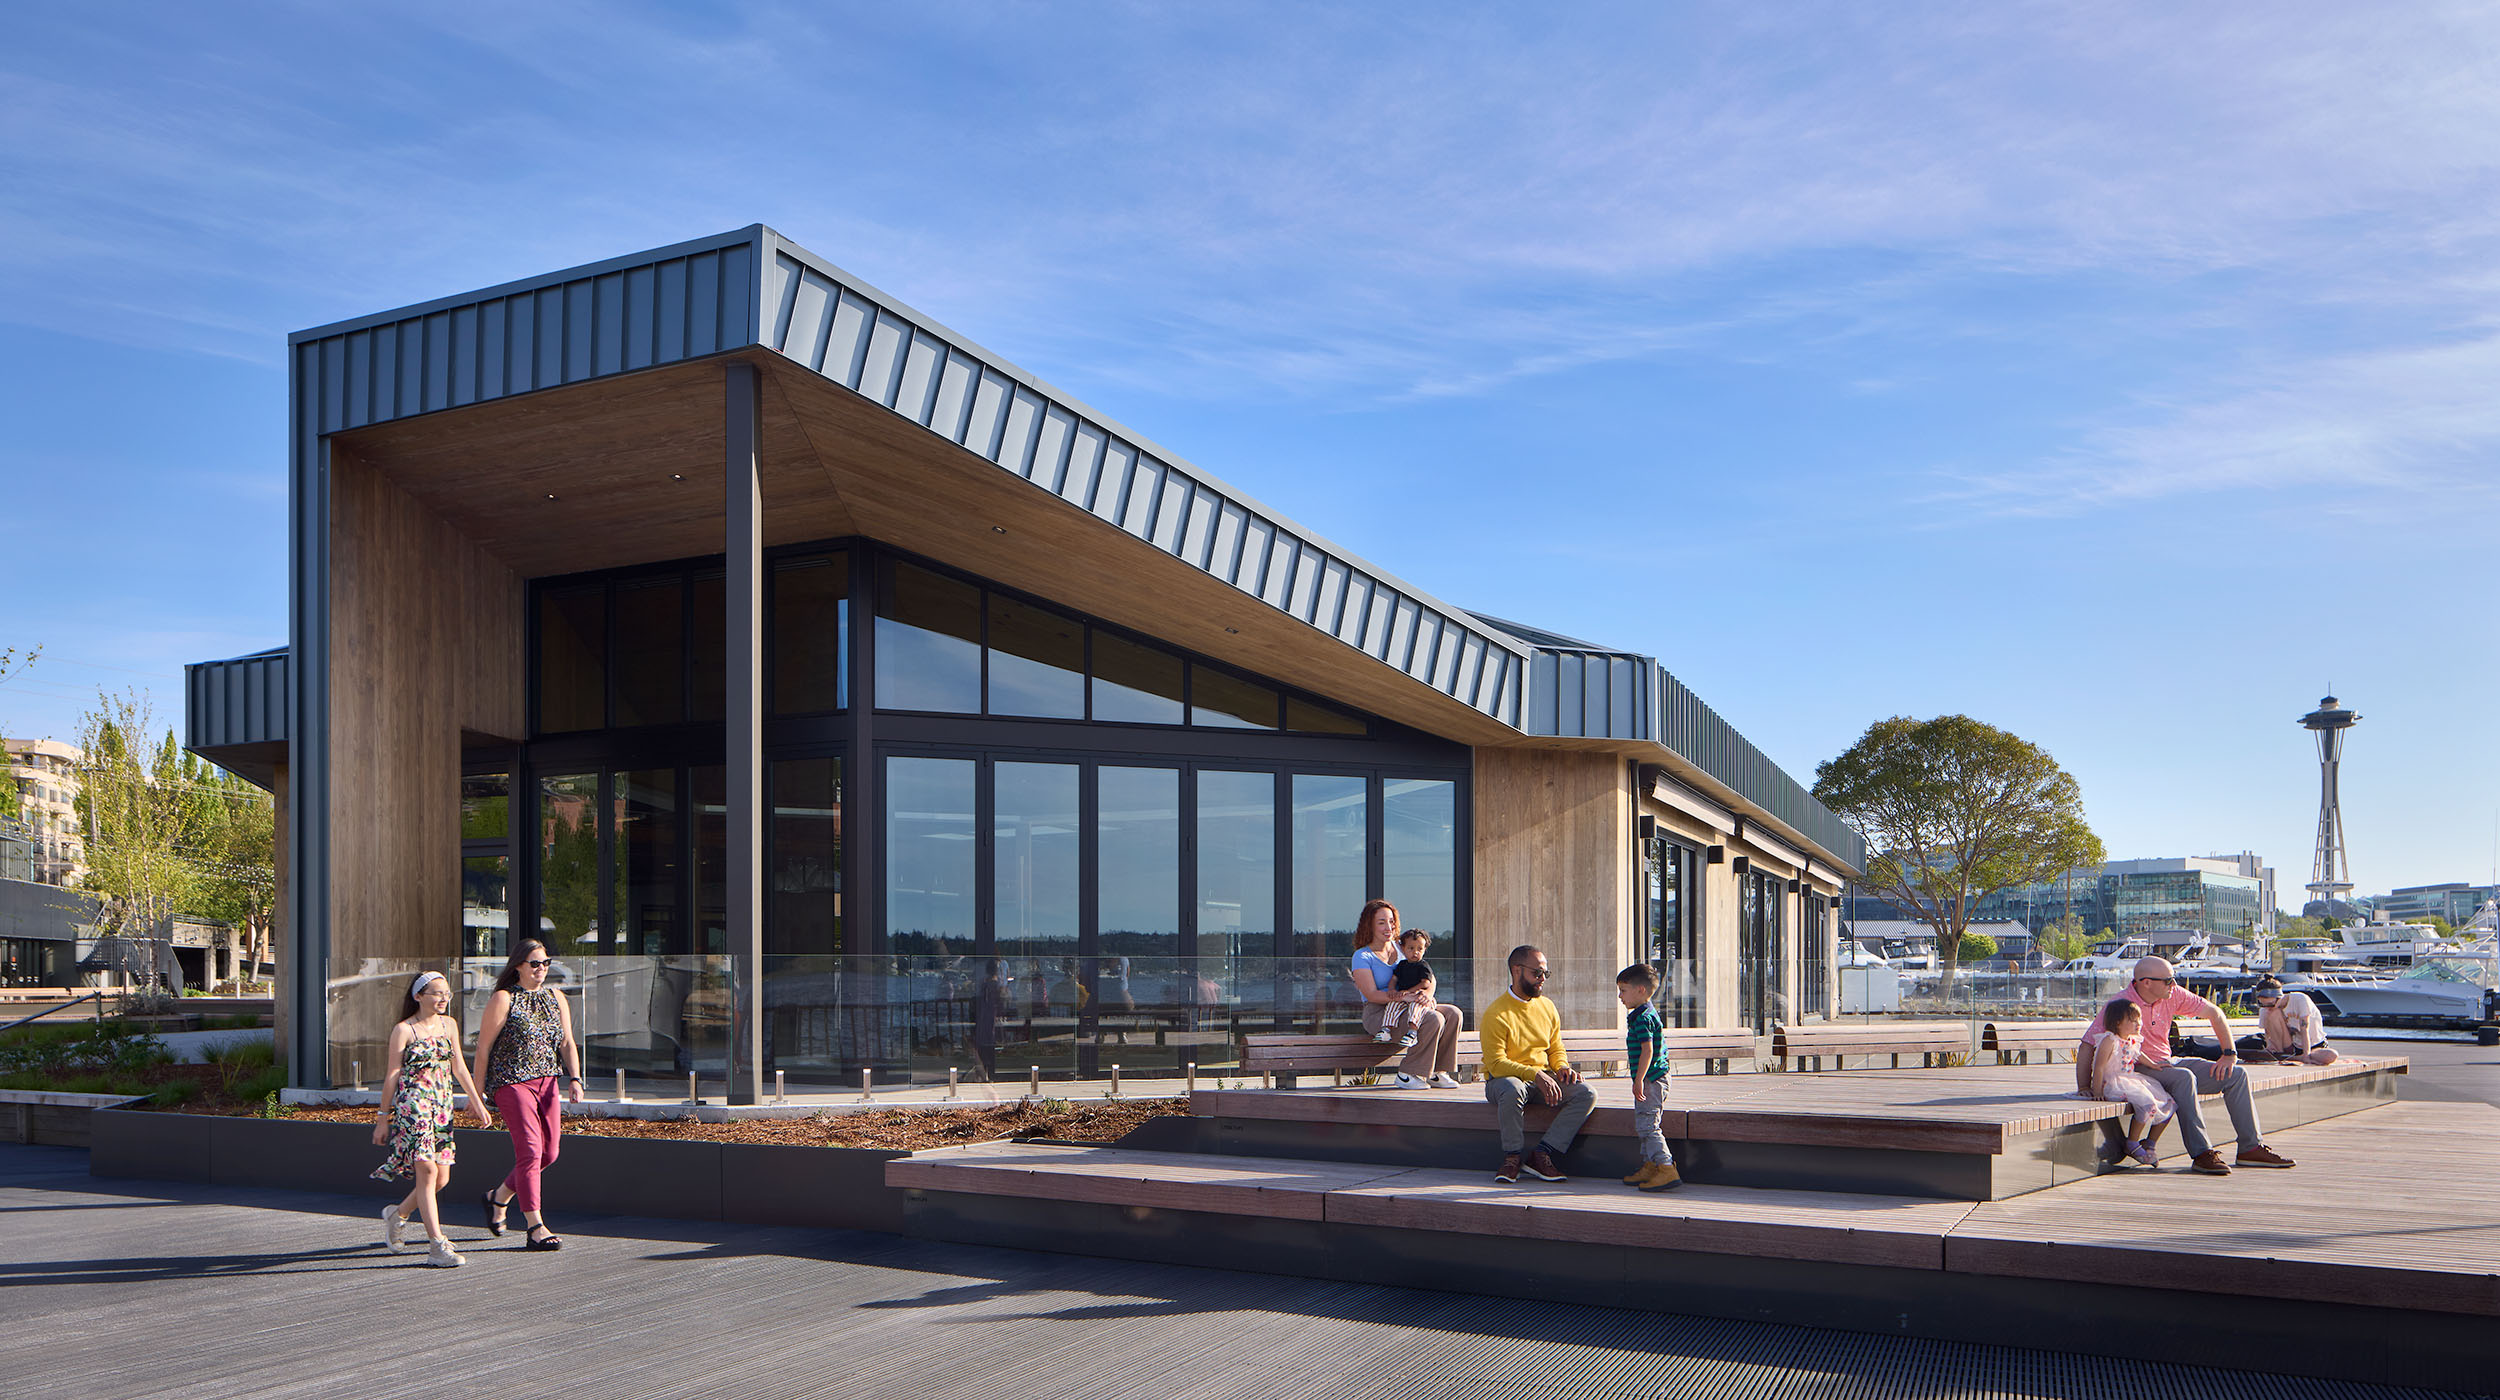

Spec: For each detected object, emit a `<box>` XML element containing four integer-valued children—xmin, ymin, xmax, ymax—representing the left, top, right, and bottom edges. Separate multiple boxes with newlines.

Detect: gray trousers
<box><xmin>1486</xmin><ymin>1075</ymin><xmax>1597</xmax><ymax>1155</ymax></box>
<box><xmin>2143</xmin><ymin>1057</ymin><xmax>2262</xmax><ymax>1157</ymax></box>
<box><xmin>1631</xmin><ymin>1078</ymin><xmax>1674</xmax><ymax>1165</ymax></box>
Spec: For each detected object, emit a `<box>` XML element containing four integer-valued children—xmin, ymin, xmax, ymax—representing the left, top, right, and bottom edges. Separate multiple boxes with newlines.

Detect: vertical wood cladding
<box><xmin>1470</xmin><ymin>749</ymin><xmax>1632</xmax><ymax>1032</ymax></box>
<box><xmin>325</xmin><ymin>451</ymin><xmax>522</xmax><ymax>973</ymax></box>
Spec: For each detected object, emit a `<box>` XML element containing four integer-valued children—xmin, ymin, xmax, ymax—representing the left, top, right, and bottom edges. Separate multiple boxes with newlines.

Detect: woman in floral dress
<box><xmin>372</xmin><ymin>970</ymin><xmax>490</xmax><ymax>1266</ymax></box>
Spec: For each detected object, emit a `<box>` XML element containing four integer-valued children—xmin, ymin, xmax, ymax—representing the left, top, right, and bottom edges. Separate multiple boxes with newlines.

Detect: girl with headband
<box><xmin>372</xmin><ymin>969</ymin><xmax>491</xmax><ymax>1266</ymax></box>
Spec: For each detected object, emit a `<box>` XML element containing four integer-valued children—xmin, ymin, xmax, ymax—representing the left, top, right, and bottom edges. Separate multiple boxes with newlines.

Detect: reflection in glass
<box><xmin>1090</xmin><ymin>632</ymin><xmax>1184</xmax><ymax>724</ymax></box>
<box><xmin>1191</xmin><ymin>666</ymin><xmax>1278</xmax><ymax>729</ymax></box>
<box><xmin>993</xmin><ymin>762</ymin><xmax>1078</xmax><ymax>963</ymax></box>
<box><xmin>1286</xmin><ymin>696</ymin><xmax>1366</xmax><ymax>735</ymax></box>
<box><xmin>536</xmin><ymin>773</ymin><xmax>599</xmax><ymax>953</ymax></box>
<box><xmin>613</xmin><ymin>577</ymin><xmax>685</xmax><ymax>726</ymax></box>
<box><xmin>771</xmin><ymin>552</ymin><xmax>846</xmax><ymax>714</ymax></box>
<box><xmin>1197</xmin><ymin>771</ymin><xmax>1276</xmax><ymax>1013</ymax></box>
<box><xmin>1384</xmin><ymin>777</ymin><xmax>1456</xmax><ymax>951</ymax></box>
<box><xmin>1292</xmin><ymin>774</ymin><xmax>1367</xmax><ymax>962</ymax></box>
<box><xmin>768</xmin><ymin>757</ymin><xmax>843</xmax><ymax>956</ymax></box>
<box><xmin>886</xmin><ymin>757</ymin><xmax>974</xmax><ymax>956</ymax></box>
<box><xmin>1098</xmin><ymin>766</ymin><xmax>1179</xmax><ymax>961</ymax></box>
<box><xmin>986</xmin><ymin>594</ymin><xmax>1084</xmax><ymax>718</ymax></box>
<box><xmin>689</xmin><ymin>571</ymin><xmax>725</xmax><ymax>723</ymax></box>
<box><xmin>876</xmin><ymin>562</ymin><xmax>980</xmax><ymax>712</ymax></box>
<box><xmin>460</xmin><ymin>773</ymin><xmax>509</xmax><ymax>841</ymax></box>
<box><xmin>537</xmin><ymin>586</ymin><xmax>605</xmax><ymax>732</ymax></box>
<box><xmin>462</xmin><ymin>856</ymin><xmax>509</xmax><ymax>959</ymax></box>
<box><xmin>619</xmin><ymin>769</ymin><xmax>679</xmax><ymax>957</ymax></box>
<box><xmin>1646</xmin><ymin>838</ymin><xmax>1703</xmax><ymax>1027</ymax></box>
<box><xmin>692</xmin><ymin>765</ymin><xmax>726</xmax><ymax>956</ymax></box>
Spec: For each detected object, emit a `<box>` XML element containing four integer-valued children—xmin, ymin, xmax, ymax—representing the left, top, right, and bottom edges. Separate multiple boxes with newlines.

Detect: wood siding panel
<box><xmin>1470</xmin><ymin>749</ymin><xmax>1632</xmax><ymax>1030</ymax></box>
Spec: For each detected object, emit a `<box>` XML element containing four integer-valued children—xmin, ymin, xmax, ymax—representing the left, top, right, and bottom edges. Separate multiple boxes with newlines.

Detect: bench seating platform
<box><xmin>1241</xmin><ymin>1028</ymin><xmax>1754</xmax><ymax>1084</ymax></box>
<box><xmin>1981</xmin><ymin>1016</ymin><xmax>2266</xmax><ymax>1064</ymax></box>
<box><xmin>884</xmin><ymin>1095</ymin><xmax>2494</xmax><ymax>1394</ymax></box>
<box><xmin>1148</xmin><ymin>1055</ymin><xmax>2409</xmax><ymax>1200</ymax></box>
<box><xmin>1772</xmin><ymin>1020</ymin><xmax>1969</xmax><ymax>1069</ymax></box>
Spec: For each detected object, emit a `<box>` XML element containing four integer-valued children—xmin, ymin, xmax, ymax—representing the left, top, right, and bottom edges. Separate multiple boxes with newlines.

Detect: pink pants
<box><xmin>494</xmin><ymin>1077</ymin><xmax>562</xmax><ymax>1212</ymax></box>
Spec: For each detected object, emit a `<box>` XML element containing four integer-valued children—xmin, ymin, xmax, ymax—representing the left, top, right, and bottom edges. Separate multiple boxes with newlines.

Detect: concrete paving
<box><xmin>0</xmin><ymin>1140</ymin><xmax>2476</xmax><ymax>1400</ymax></box>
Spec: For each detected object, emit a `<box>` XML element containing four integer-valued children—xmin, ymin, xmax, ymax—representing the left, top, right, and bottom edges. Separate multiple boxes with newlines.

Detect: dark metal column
<box><xmin>725</xmin><ymin>363</ymin><xmax>765</xmax><ymax>1104</ymax></box>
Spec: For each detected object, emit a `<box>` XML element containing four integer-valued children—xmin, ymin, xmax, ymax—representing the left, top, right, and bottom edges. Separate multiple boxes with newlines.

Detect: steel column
<box><xmin>725</xmin><ymin>362</ymin><xmax>766</xmax><ymax>1104</ymax></box>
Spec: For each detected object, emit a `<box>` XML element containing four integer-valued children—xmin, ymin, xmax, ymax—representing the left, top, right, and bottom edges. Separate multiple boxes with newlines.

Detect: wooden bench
<box><xmin>1982</xmin><ymin>1019</ymin><xmax>2091</xmax><ymax>1064</ymax></box>
<box><xmin>1240</xmin><ymin>1027</ymin><xmax>1755</xmax><ymax>1087</ymax></box>
<box><xmin>1772</xmin><ymin>1021</ymin><xmax>1970</xmax><ymax>1070</ymax></box>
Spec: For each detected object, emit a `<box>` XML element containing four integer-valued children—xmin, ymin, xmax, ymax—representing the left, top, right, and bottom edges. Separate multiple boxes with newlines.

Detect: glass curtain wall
<box><xmin>1644</xmin><ymin>836</ymin><xmax>1704</xmax><ymax>1027</ymax></box>
<box><xmin>1740</xmin><ymin>868</ymin><xmax>1788</xmax><ymax>1033</ymax></box>
<box><xmin>1798</xmin><ymin>892</ymin><xmax>1830</xmax><ymax>1020</ymax></box>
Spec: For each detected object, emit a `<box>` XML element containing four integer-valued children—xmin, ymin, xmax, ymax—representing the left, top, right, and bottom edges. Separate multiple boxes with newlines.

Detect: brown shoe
<box><xmin>1620</xmin><ymin>1165</ymin><xmax>1649</xmax><ymax>1185</ymax></box>
<box><xmin>2236</xmin><ymin>1145</ymin><xmax>2296</xmax><ymax>1169</ymax></box>
<box><xmin>2190</xmin><ymin>1150</ymin><xmax>2233</xmax><ymax>1176</ymax></box>
<box><xmin>1637</xmin><ymin>1163</ymin><xmax>1683</xmax><ymax>1192</ymax></box>
<box><xmin>1494</xmin><ymin>1153</ymin><xmax>1522</xmax><ymax>1184</ymax></box>
<box><xmin>1522</xmin><ymin>1147</ymin><xmax>1566</xmax><ymax>1182</ymax></box>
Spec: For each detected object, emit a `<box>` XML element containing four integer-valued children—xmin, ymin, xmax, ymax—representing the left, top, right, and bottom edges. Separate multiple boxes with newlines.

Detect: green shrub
<box><xmin>234</xmin><ymin>1064</ymin><xmax>290</xmax><ymax>1103</ymax></box>
<box><xmin>202</xmin><ymin>1013</ymin><xmax>264</xmax><ymax>1030</ymax></box>
<box><xmin>0</xmin><ymin>1021</ymin><xmax>168</xmax><ymax>1076</ymax></box>
<box><xmin>207</xmin><ymin>1039</ymin><xmax>276</xmax><ymax>1072</ymax></box>
<box><xmin>149</xmin><ymin>1080</ymin><xmax>200</xmax><ymax>1107</ymax></box>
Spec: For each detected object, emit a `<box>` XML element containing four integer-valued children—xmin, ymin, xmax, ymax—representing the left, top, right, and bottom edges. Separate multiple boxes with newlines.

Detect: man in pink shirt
<box><xmin>2086</xmin><ymin>956</ymin><xmax>2296</xmax><ymax>1176</ymax></box>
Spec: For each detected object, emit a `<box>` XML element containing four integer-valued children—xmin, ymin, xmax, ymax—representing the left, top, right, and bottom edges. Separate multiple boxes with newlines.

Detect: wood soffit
<box><xmin>329</xmin><ymin>355</ymin><xmax>1523</xmax><ymax>748</ymax></box>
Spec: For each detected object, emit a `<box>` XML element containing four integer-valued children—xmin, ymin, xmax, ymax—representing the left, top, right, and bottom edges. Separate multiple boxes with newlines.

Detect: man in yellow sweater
<box><xmin>1482</xmin><ymin>944</ymin><xmax>1597</xmax><ymax>1183</ymax></box>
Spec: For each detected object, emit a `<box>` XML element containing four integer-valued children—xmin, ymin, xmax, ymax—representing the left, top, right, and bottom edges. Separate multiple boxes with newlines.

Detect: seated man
<box><xmin>2088</xmin><ymin>956</ymin><xmax>2296</xmax><ymax>1176</ymax></box>
<box><xmin>1481</xmin><ymin>944</ymin><xmax>1598</xmax><ymax>1184</ymax></box>
<box><xmin>2252</xmin><ymin>976</ymin><xmax>2338</xmax><ymax>1065</ymax></box>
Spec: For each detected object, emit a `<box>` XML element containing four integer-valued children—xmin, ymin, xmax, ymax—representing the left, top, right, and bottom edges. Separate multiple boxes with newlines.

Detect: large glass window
<box><xmin>986</xmin><ymin>595</ymin><xmax>1084</xmax><ymax>719</ymax></box>
<box><xmin>536</xmin><ymin>773</ymin><xmax>599</xmax><ymax>953</ymax></box>
<box><xmin>1197</xmin><ymin>771</ymin><xmax>1276</xmax><ymax>968</ymax></box>
<box><xmin>876</xmin><ymin>562</ymin><xmax>981</xmax><ymax>712</ymax></box>
<box><xmin>1091</xmin><ymin>632</ymin><xmax>1185</xmax><ymax>724</ymax></box>
<box><xmin>618</xmin><ymin>769</ymin><xmax>679</xmax><ymax>957</ymax></box>
<box><xmin>689</xmin><ymin>570</ymin><xmax>726</xmax><ymax>723</ymax></box>
<box><xmin>613</xmin><ymin>577</ymin><xmax>685</xmax><ymax>727</ymax></box>
<box><xmin>1097</xmin><ymin>765</ymin><xmax>1180</xmax><ymax>966</ymax></box>
<box><xmin>1798</xmin><ymin>891</ymin><xmax>1830</xmax><ymax>1020</ymax></box>
<box><xmin>1291</xmin><ymin>774</ymin><xmax>1368</xmax><ymax>963</ymax></box>
<box><xmin>691</xmin><ymin>765</ymin><xmax>727</xmax><ymax>956</ymax></box>
<box><xmin>537</xmin><ymin>586</ymin><xmax>605</xmax><ymax>733</ymax></box>
<box><xmin>1191</xmin><ymin>667</ymin><xmax>1278</xmax><ymax>730</ymax></box>
<box><xmin>768</xmin><ymin>757</ymin><xmax>842</xmax><ymax>956</ymax></box>
<box><xmin>886</xmin><ymin>757</ymin><xmax>974</xmax><ymax>956</ymax></box>
<box><xmin>1644</xmin><ymin>836</ymin><xmax>1703</xmax><ymax>1027</ymax></box>
<box><xmin>993</xmin><ymin>762</ymin><xmax>1079</xmax><ymax>963</ymax></box>
<box><xmin>771</xmin><ymin>552</ymin><xmax>847</xmax><ymax>714</ymax></box>
<box><xmin>1740</xmin><ymin>868</ymin><xmax>1788</xmax><ymax>1033</ymax></box>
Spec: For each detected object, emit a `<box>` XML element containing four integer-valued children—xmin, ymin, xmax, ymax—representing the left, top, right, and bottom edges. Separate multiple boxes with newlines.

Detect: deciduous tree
<box><xmin>1813</xmin><ymin>715</ymin><xmax>2105</xmax><ymax>991</ymax></box>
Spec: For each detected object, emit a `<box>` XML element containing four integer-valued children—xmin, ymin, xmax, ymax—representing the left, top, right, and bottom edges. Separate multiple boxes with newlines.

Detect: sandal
<box><xmin>525</xmin><ymin>1224</ymin><xmax>564</xmax><ymax>1251</ymax></box>
<box><xmin>481</xmin><ymin>1190</ymin><xmax>510</xmax><ymax>1237</ymax></box>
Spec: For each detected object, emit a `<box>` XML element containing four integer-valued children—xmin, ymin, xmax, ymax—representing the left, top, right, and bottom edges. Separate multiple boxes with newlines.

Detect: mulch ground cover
<box><xmin>217</xmin><ymin>1096</ymin><xmax>1191</xmax><ymax>1151</ymax></box>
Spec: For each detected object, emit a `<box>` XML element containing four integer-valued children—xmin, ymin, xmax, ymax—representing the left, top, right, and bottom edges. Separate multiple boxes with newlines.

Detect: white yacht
<box><xmin>2333</xmin><ymin>916</ymin><xmax>2447</xmax><ymax>968</ymax></box>
<box><xmin>2285</xmin><ymin>955</ymin><xmax>2499</xmax><ymax>1030</ymax></box>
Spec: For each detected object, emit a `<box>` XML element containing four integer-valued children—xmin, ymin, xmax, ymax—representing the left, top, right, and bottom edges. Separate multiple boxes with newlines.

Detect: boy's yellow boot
<box><xmin>1635</xmin><ymin>1162</ymin><xmax>1682</xmax><ymax>1191</ymax></box>
<box><xmin>1620</xmin><ymin>1164</ymin><xmax>1650</xmax><ymax>1185</ymax></box>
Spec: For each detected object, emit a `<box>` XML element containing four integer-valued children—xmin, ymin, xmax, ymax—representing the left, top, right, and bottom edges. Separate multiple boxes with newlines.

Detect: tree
<box><xmin>1813</xmin><ymin>715</ymin><xmax>2105</xmax><ymax>991</ymax></box>
<box><xmin>1957</xmin><ymin>930</ymin><xmax>1999</xmax><ymax>963</ymax></box>
<box><xmin>2036</xmin><ymin>913</ymin><xmax>2095</xmax><ymax>963</ymax></box>
<box><xmin>187</xmin><ymin>764</ymin><xmax>276</xmax><ymax>992</ymax></box>
<box><xmin>0</xmin><ymin>645</ymin><xmax>37</xmax><ymax>831</ymax></box>
<box><xmin>2420</xmin><ymin>915</ymin><xmax>2455</xmax><ymax>939</ymax></box>
<box><xmin>74</xmin><ymin>692</ymin><xmax>206</xmax><ymax>1001</ymax></box>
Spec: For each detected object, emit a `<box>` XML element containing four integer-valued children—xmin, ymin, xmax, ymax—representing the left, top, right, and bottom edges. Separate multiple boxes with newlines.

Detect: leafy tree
<box><xmin>2036</xmin><ymin>913</ymin><xmax>2095</xmax><ymax>963</ymax></box>
<box><xmin>187</xmin><ymin>765</ymin><xmax>275</xmax><ymax>992</ymax></box>
<box><xmin>1957</xmin><ymin>930</ymin><xmax>1999</xmax><ymax>963</ymax></box>
<box><xmin>1814</xmin><ymin>715</ymin><xmax>2105</xmax><ymax>991</ymax></box>
<box><xmin>74</xmin><ymin>693</ymin><xmax>205</xmax><ymax>1000</ymax></box>
<box><xmin>2419</xmin><ymin>915</ymin><xmax>2455</xmax><ymax>939</ymax></box>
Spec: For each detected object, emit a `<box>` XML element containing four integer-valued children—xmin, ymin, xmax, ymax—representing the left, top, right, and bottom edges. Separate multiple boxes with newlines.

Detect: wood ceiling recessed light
<box><xmin>544</xmin><ymin>493</ymin><xmax>559</xmax><ymax>501</ymax></box>
<box><xmin>670</xmin><ymin>474</ymin><xmax>685</xmax><ymax>481</ymax></box>
<box><xmin>991</xmin><ymin>525</ymin><xmax>1007</xmax><ymax>534</ymax></box>
<box><xmin>1224</xmin><ymin>627</ymin><xmax>1240</xmax><ymax>634</ymax></box>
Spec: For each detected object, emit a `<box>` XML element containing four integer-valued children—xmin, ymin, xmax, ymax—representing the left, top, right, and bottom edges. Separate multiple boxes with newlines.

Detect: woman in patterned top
<box><xmin>372</xmin><ymin>970</ymin><xmax>491</xmax><ymax>1267</ymax></box>
<box><xmin>471</xmin><ymin>939</ymin><xmax>583</xmax><ymax>1251</ymax></box>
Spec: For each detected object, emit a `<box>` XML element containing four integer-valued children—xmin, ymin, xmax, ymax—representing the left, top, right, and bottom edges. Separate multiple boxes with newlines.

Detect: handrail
<box><xmin>0</xmin><ymin>991</ymin><xmax>106</xmax><ymax>1034</ymax></box>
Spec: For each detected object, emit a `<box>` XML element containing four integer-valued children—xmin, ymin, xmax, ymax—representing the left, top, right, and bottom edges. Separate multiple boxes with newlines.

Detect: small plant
<box><xmin>256</xmin><ymin>1090</ymin><xmax>293</xmax><ymax>1119</ymax></box>
<box><xmin>1036</xmin><ymin>1096</ymin><xmax>1071</xmax><ymax>1114</ymax></box>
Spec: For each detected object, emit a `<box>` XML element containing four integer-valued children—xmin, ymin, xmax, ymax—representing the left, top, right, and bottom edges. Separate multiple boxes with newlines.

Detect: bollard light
<box><xmin>1110</xmin><ymin>1064</ymin><xmax>1121</xmax><ymax>1098</ymax></box>
<box><xmin>776</xmin><ymin>1069</ymin><xmax>786</xmax><ymax>1105</ymax></box>
<box><xmin>861</xmin><ymin>1067</ymin><xmax>874</xmax><ymax>1102</ymax></box>
<box><xmin>948</xmin><ymin>1067</ymin><xmax>960</xmax><ymax>1100</ymax></box>
<box><xmin>687</xmin><ymin>1072</ymin><xmax>698</xmax><ymax>1106</ymax></box>
<box><xmin>1029</xmin><ymin>1065</ymin><xmax>1040</xmax><ymax>1099</ymax></box>
<box><xmin>351</xmin><ymin>1060</ymin><xmax>360</xmax><ymax>1091</ymax></box>
<box><xmin>1186</xmin><ymin>1061</ymin><xmax>1197</xmax><ymax>1096</ymax></box>
<box><xmin>615</xmin><ymin>1067</ymin><xmax>627</xmax><ymax>1103</ymax></box>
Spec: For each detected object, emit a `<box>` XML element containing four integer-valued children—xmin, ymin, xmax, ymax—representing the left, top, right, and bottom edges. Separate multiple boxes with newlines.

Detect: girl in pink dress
<box><xmin>2089</xmin><ymin>998</ymin><xmax>2174</xmax><ymax>1167</ymax></box>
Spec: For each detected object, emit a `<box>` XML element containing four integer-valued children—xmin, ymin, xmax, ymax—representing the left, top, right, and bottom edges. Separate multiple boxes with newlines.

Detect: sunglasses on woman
<box><xmin>522</xmin><ymin>959</ymin><xmax>551</xmax><ymax>969</ymax></box>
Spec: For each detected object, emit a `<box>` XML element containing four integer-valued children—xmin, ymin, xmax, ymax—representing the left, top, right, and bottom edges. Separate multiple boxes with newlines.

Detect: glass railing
<box><xmin>329</xmin><ymin>953</ymin><xmax>1682</xmax><ymax>1095</ymax></box>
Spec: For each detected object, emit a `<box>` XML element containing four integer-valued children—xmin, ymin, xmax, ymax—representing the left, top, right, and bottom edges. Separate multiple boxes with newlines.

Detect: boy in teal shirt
<box><xmin>1616</xmin><ymin>964</ymin><xmax>1680</xmax><ymax>1190</ymax></box>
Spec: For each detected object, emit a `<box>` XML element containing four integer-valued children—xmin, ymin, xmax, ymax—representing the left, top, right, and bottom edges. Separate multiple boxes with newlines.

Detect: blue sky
<box><xmin>3</xmin><ymin>2</ymin><xmax>2495</xmax><ymax>898</ymax></box>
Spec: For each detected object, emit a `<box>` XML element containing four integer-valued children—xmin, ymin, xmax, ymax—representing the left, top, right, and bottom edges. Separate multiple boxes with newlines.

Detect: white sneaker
<box><xmin>1429</xmin><ymin>1072</ymin><xmax>1462</xmax><ymax>1089</ymax></box>
<box><xmin>1371</xmin><ymin>1029</ymin><xmax>1393</xmax><ymax>1043</ymax></box>
<box><xmin>382</xmin><ymin>1204</ymin><xmax>407</xmax><ymax>1254</ymax></box>
<box><xmin>1393</xmin><ymin>1072</ymin><xmax>1430</xmax><ymax>1090</ymax></box>
<box><xmin>425</xmin><ymin>1238</ymin><xmax>463</xmax><ymax>1268</ymax></box>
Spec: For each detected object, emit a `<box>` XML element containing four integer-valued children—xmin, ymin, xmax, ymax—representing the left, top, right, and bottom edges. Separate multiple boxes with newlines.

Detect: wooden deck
<box><xmin>888</xmin><ymin>1096</ymin><xmax>2500</xmax><ymax>1316</ymax></box>
<box><xmin>1194</xmin><ymin>1054</ymin><xmax>2407</xmax><ymax>1155</ymax></box>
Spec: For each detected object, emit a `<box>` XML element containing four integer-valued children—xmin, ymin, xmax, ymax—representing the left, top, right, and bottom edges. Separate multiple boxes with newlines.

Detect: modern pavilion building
<box><xmin>183</xmin><ymin>226</ymin><xmax>1863</xmax><ymax>1099</ymax></box>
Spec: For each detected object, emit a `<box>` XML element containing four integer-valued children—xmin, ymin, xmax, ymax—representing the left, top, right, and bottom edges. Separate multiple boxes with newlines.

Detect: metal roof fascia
<box><xmin>754</xmin><ymin>226</ymin><xmax>1536</xmax><ymax>679</ymax></box>
<box><xmin>288</xmin><ymin>226</ymin><xmax>768</xmax><ymax>346</ymax></box>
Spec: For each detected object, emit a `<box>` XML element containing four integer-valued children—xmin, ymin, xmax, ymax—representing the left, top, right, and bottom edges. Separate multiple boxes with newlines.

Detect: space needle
<box><xmin>2298</xmin><ymin>694</ymin><xmax>2360</xmax><ymax>916</ymax></box>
